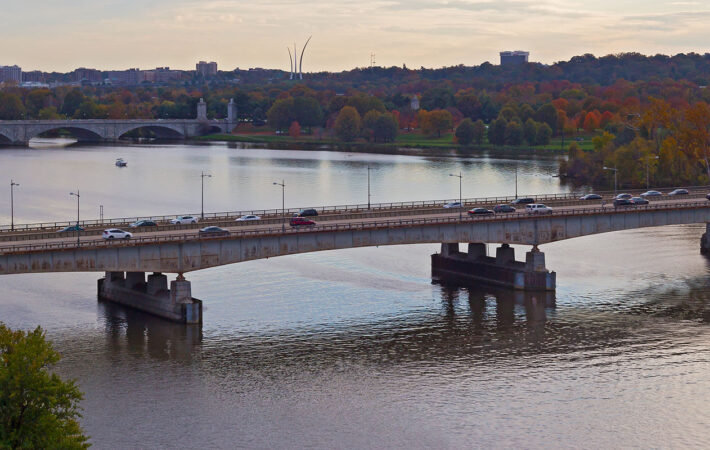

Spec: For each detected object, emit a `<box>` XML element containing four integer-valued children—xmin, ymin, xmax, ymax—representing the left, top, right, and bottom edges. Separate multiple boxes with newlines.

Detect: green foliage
<box><xmin>504</xmin><ymin>121</ymin><xmax>524</xmax><ymax>145</ymax></box>
<box><xmin>334</xmin><ymin>106</ymin><xmax>361</xmax><ymax>141</ymax></box>
<box><xmin>471</xmin><ymin>119</ymin><xmax>486</xmax><ymax>144</ymax></box>
<box><xmin>0</xmin><ymin>93</ymin><xmax>26</xmax><ymax>120</ymax></box>
<box><xmin>0</xmin><ymin>323</ymin><xmax>89</xmax><ymax>449</ymax></box>
<box><xmin>60</xmin><ymin>89</ymin><xmax>85</xmax><ymax>117</ymax></box>
<box><xmin>535</xmin><ymin>103</ymin><xmax>558</xmax><ymax>135</ymax></box>
<box><xmin>536</xmin><ymin>122</ymin><xmax>552</xmax><ymax>145</ymax></box>
<box><xmin>455</xmin><ymin>118</ymin><xmax>476</xmax><ymax>145</ymax></box>
<box><xmin>421</xmin><ymin>87</ymin><xmax>454</xmax><ymax>110</ymax></box>
<box><xmin>488</xmin><ymin>117</ymin><xmax>507</xmax><ymax>146</ymax></box>
<box><xmin>523</xmin><ymin>118</ymin><xmax>538</xmax><ymax>145</ymax></box>
<box><xmin>373</xmin><ymin>113</ymin><xmax>398</xmax><ymax>142</ymax></box>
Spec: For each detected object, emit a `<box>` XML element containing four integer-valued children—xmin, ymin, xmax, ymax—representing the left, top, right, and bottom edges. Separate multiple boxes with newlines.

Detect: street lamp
<box><xmin>10</xmin><ymin>180</ymin><xmax>19</xmax><ymax>231</ymax></box>
<box><xmin>514</xmin><ymin>165</ymin><xmax>518</xmax><ymax>198</ymax></box>
<box><xmin>603</xmin><ymin>166</ymin><xmax>618</xmax><ymax>195</ymax></box>
<box><xmin>200</xmin><ymin>171</ymin><xmax>212</xmax><ymax>219</ymax></box>
<box><xmin>646</xmin><ymin>155</ymin><xmax>659</xmax><ymax>190</ymax></box>
<box><xmin>367</xmin><ymin>166</ymin><xmax>372</xmax><ymax>209</ymax></box>
<box><xmin>449</xmin><ymin>172</ymin><xmax>463</xmax><ymax>220</ymax></box>
<box><xmin>273</xmin><ymin>180</ymin><xmax>285</xmax><ymax>232</ymax></box>
<box><xmin>70</xmin><ymin>190</ymin><xmax>80</xmax><ymax>246</ymax></box>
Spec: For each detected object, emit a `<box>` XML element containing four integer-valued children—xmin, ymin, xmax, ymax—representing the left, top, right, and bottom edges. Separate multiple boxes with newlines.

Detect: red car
<box><xmin>289</xmin><ymin>217</ymin><xmax>316</xmax><ymax>227</ymax></box>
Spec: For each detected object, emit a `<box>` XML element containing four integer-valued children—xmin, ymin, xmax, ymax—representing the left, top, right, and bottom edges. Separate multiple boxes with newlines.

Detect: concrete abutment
<box><xmin>432</xmin><ymin>243</ymin><xmax>556</xmax><ymax>291</ymax></box>
<box><xmin>98</xmin><ymin>271</ymin><xmax>202</xmax><ymax>324</ymax></box>
<box><xmin>701</xmin><ymin>223</ymin><xmax>710</xmax><ymax>255</ymax></box>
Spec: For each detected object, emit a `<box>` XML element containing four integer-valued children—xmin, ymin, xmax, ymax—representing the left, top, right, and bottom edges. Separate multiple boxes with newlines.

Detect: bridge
<box><xmin>0</xmin><ymin>98</ymin><xmax>237</xmax><ymax>146</ymax></box>
<box><xmin>1</xmin><ymin>191</ymin><xmax>710</xmax><ymax>323</ymax></box>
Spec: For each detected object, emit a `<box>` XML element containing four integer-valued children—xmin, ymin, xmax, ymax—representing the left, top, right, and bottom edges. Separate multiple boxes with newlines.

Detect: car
<box><xmin>290</xmin><ymin>217</ymin><xmax>316</xmax><ymax>227</ymax></box>
<box><xmin>493</xmin><ymin>204</ymin><xmax>516</xmax><ymax>213</ymax></box>
<box><xmin>630</xmin><ymin>196</ymin><xmax>649</xmax><ymax>205</ymax></box>
<box><xmin>641</xmin><ymin>190</ymin><xmax>663</xmax><ymax>197</ymax></box>
<box><xmin>443</xmin><ymin>201</ymin><xmax>463</xmax><ymax>209</ymax></box>
<box><xmin>615</xmin><ymin>193</ymin><xmax>632</xmax><ymax>200</ymax></box>
<box><xmin>236</xmin><ymin>215</ymin><xmax>261</xmax><ymax>221</ymax></box>
<box><xmin>511</xmin><ymin>197</ymin><xmax>535</xmax><ymax>205</ymax></box>
<box><xmin>103</xmin><ymin>229</ymin><xmax>132</xmax><ymax>240</ymax></box>
<box><xmin>468</xmin><ymin>208</ymin><xmax>494</xmax><ymax>215</ymax></box>
<box><xmin>58</xmin><ymin>225</ymin><xmax>85</xmax><ymax>233</ymax></box>
<box><xmin>170</xmin><ymin>215</ymin><xmax>198</xmax><ymax>225</ymax></box>
<box><xmin>613</xmin><ymin>198</ymin><xmax>634</xmax><ymax>207</ymax></box>
<box><xmin>130</xmin><ymin>220</ymin><xmax>158</xmax><ymax>228</ymax></box>
<box><xmin>580</xmin><ymin>193</ymin><xmax>602</xmax><ymax>200</ymax></box>
<box><xmin>198</xmin><ymin>226</ymin><xmax>230</xmax><ymax>237</ymax></box>
<box><xmin>707</xmin><ymin>193</ymin><xmax>710</xmax><ymax>201</ymax></box>
<box><xmin>298</xmin><ymin>208</ymin><xmax>319</xmax><ymax>217</ymax></box>
<box><xmin>525</xmin><ymin>204</ymin><xmax>553</xmax><ymax>214</ymax></box>
<box><xmin>668</xmin><ymin>188</ymin><xmax>689</xmax><ymax>196</ymax></box>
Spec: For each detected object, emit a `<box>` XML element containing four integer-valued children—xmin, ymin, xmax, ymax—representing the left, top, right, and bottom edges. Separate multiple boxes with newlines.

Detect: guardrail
<box><xmin>3</xmin><ymin>184</ymin><xmax>710</xmax><ymax>234</ymax></box>
<box><xmin>2</xmin><ymin>200</ymin><xmax>709</xmax><ymax>256</ymax></box>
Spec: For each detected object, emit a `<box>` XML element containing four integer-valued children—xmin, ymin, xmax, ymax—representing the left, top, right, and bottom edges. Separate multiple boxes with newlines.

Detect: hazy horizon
<box><xmin>1</xmin><ymin>0</ymin><xmax>709</xmax><ymax>72</ymax></box>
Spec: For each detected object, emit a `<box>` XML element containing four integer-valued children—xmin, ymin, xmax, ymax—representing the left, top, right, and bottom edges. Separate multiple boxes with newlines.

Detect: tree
<box><xmin>373</xmin><ymin>113</ymin><xmax>398</xmax><ymax>142</ymax></box>
<box><xmin>292</xmin><ymin>96</ymin><xmax>323</xmax><ymax>129</ymax></box>
<box><xmin>455</xmin><ymin>118</ymin><xmax>476</xmax><ymax>145</ymax></box>
<box><xmin>536</xmin><ymin>122</ymin><xmax>553</xmax><ymax>145</ymax></box>
<box><xmin>266</xmin><ymin>98</ymin><xmax>295</xmax><ymax>130</ymax></box>
<box><xmin>472</xmin><ymin>119</ymin><xmax>486</xmax><ymax>144</ymax></box>
<box><xmin>289</xmin><ymin>121</ymin><xmax>301</xmax><ymax>137</ymax></box>
<box><xmin>334</xmin><ymin>106</ymin><xmax>361</xmax><ymax>141</ymax></box>
<box><xmin>422</xmin><ymin>110</ymin><xmax>453</xmax><ymax>137</ymax></box>
<box><xmin>504</xmin><ymin>121</ymin><xmax>524</xmax><ymax>145</ymax></box>
<box><xmin>60</xmin><ymin>89</ymin><xmax>85</xmax><ymax>117</ymax></box>
<box><xmin>0</xmin><ymin>93</ymin><xmax>26</xmax><ymax>120</ymax></box>
<box><xmin>535</xmin><ymin>103</ymin><xmax>558</xmax><ymax>135</ymax></box>
<box><xmin>523</xmin><ymin>119</ymin><xmax>538</xmax><ymax>145</ymax></box>
<box><xmin>0</xmin><ymin>323</ymin><xmax>89</xmax><ymax>449</ymax></box>
<box><xmin>488</xmin><ymin>117</ymin><xmax>507</xmax><ymax>146</ymax></box>
<box><xmin>421</xmin><ymin>87</ymin><xmax>454</xmax><ymax>110</ymax></box>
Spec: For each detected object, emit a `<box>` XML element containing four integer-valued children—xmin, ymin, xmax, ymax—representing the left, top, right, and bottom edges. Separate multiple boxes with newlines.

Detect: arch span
<box><xmin>117</xmin><ymin>124</ymin><xmax>185</xmax><ymax>140</ymax></box>
<box><xmin>31</xmin><ymin>126</ymin><xmax>104</xmax><ymax>142</ymax></box>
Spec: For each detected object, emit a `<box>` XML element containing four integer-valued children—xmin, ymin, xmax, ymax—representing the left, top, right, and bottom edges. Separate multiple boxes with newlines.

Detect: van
<box><xmin>525</xmin><ymin>204</ymin><xmax>552</xmax><ymax>214</ymax></box>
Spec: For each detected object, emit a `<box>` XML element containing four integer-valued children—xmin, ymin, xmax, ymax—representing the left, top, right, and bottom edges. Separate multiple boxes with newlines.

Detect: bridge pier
<box><xmin>432</xmin><ymin>243</ymin><xmax>556</xmax><ymax>291</ymax></box>
<box><xmin>701</xmin><ymin>224</ymin><xmax>710</xmax><ymax>255</ymax></box>
<box><xmin>98</xmin><ymin>271</ymin><xmax>202</xmax><ymax>324</ymax></box>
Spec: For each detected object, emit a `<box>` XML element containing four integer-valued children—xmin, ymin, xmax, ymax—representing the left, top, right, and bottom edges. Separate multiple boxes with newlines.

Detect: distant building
<box><xmin>196</xmin><ymin>61</ymin><xmax>218</xmax><ymax>77</ymax></box>
<box><xmin>410</xmin><ymin>95</ymin><xmax>420</xmax><ymax>110</ymax></box>
<box><xmin>141</xmin><ymin>67</ymin><xmax>182</xmax><ymax>83</ymax></box>
<box><xmin>106</xmin><ymin>68</ymin><xmax>140</xmax><ymax>85</ymax></box>
<box><xmin>22</xmin><ymin>70</ymin><xmax>45</xmax><ymax>83</ymax></box>
<box><xmin>500</xmin><ymin>51</ymin><xmax>529</xmax><ymax>66</ymax></box>
<box><xmin>74</xmin><ymin>68</ymin><xmax>102</xmax><ymax>84</ymax></box>
<box><xmin>0</xmin><ymin>65</ymin><xmax>22</xmax><ymax>83</ymax></box>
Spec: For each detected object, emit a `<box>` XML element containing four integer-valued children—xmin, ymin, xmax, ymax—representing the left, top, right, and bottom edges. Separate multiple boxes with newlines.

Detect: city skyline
<box><xmin>1</xmin><ymin>0</ymin><xmax>708</xmax><ymax>72</ymax></box>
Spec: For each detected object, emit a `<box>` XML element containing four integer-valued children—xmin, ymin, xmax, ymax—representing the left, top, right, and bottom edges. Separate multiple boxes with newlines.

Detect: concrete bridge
<box><xmin>1</xmin><ymin>198</ymin><xmax>710</xmax><ymax>323</ymax></box>
<box><xmin>0</xmin><ymin>98</ymin><xmax>237</xmax><ymax>146</ymax></box>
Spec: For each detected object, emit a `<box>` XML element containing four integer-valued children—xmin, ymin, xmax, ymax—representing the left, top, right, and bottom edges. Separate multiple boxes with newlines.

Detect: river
<box><xmin>0</xmin><ymin>141</ymin><xmax>708</xmax><ymax>448</ymax></box>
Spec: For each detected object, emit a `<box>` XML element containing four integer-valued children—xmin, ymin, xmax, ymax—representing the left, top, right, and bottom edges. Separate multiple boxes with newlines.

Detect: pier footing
<box><xmin>98</xmin><ymin>272</ymin><xmax>202</xmax><ymax>324</ymax></box>
<box><xmin>432</xmin><ymin>243</ymin><xmax>556</xmax><ymax>291</ymax></box>
<box><xmin>701</xmin><ymin>224</ymin><xmax>710</xmax><ymax>255</ymax></box>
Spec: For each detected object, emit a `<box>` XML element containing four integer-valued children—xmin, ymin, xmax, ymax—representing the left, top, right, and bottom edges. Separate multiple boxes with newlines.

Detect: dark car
<box><xmin>493</xmin><ymin>204</ymin><xmax>516</xmax><ymax>213</ymax></box>
<box><xmin>668</xmin><ymin>188</ymin><xmax>689</xmax><ymax>196</ymax></box>
<box><xmin>613</xmin><ymin>198</ymin><xmax>634</xmax><ymax>207</ymax></box>
<box><xmin>58</xmin><ymin>225</ymin><xmax>85</xmax><ymax>232</ymax></box>
<box><xmin>468</xmin><ymin>208</ymin><xmax>494</xmax><ymax>215</ymax></box>
<box><xmin>511</xmin><ymin>197</ymin><xmax>535</xmax><ymax>205</ymax></box>
<box><xmin>631</xmin><ymin>196</ymin><xmax>649</xmax><ymax>205</ymax></box>
<box><xmin>130</xmin><ymin>220</ymin><xmax>158</xmax><ymax>228</ymax></box>
<box><xmin>290</xmin><ymin>217</ymin><xmax>316</xmax><ymax>227</ymax></box>
<box><xmin>198</xmin><ymin>226</ymin><xmax>230</xmax><ymax>237</ymax></box>
<box><xmin>615</xmin><ymin>193</ymin><xmax>632</xmax><ymax>200</ymax></box>
<box><xmin>298</xmin><ymin>209</ymin><xmax>319</xmax><ymax>217</ymax></box>
<box><xmin>580</xmin><ymin>193</ymin><xmax>602</xmax><ymax>200</ymax></box>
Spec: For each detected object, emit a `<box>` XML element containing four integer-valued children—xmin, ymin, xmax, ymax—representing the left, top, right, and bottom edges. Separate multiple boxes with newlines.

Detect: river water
<box><xmin>0</xmin><ymin>142</ymin><xmax>709</xmax><ymax>449</ymax></box>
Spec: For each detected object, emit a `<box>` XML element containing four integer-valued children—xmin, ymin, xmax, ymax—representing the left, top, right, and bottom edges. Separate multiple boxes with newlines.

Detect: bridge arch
<box><xmin>29</xmin><ymin>125</ymin><xmax>105</xmax><ymax>142</ymax></box>
<box><xmin>117</xmin><ymin>123</ymin><xmax>186</xmax><ymax>140</ymax></box>
<box><xmin>0</xmin><ymin>132</ymin><xmax>12</xmax><ymax>145</ymax></box>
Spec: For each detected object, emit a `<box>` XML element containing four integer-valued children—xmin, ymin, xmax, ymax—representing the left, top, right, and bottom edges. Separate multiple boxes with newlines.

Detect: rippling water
<box><xmin>0</xmin><ymin>142</ymin><xmax>709</xmax><ymax>449</ymax></box>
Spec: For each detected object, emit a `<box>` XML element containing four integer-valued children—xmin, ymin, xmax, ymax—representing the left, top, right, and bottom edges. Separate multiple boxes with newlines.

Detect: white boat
<box><xmin>115</xmin><ymin>158</ymin><xmax>127</xmax><ymax>167</ymax></box>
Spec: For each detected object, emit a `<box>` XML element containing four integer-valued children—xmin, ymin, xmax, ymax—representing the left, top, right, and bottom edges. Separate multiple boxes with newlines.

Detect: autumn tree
<box><xmin>334</xmin><ymin>106</ymin><xmax>361</xmax><ymax>141</ymax></box>
<box><xmin>455</xmin><ymin>118</ymin><xmax>476</xmax><ymax>145</ymax></box>
<box><xmin>289</xmin><ymin>121</ymin><xmax>301</xmax><ymax>137</ymax></box>
<box><xmin>422</xmin><ymin>110</ymin><xmax>453</xmax><ymax>137</ymax></box>
<box><xmin>0</xmin><ymin>93</ymin><xmax>26</xmax><ymax>120</ymax></box>
<box><xmin>504</xmin><ymin>121</ymin><xmax>524</xmax><ymax>146</ymax></box>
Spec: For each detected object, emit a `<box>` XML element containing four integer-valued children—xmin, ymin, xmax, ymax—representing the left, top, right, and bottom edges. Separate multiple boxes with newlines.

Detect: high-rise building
<box><xmin>196</xmin><ymin>61</ymin><xmax>218</xmax><ymax>77</ymax></box>
<box><xmin>0</xmin><ymin>65</ymin><xmax>22</xmax><ymax>83</ymax></box>
<box><xmin>500</xmin><ymin>51</ymin><xmax>529</xmax><ymax>66</ymax></box>
<box><xmin>106</xmin><ymin>69</ymin><xmax>141</xmax><ymax>85</ymax></box>
<box><xmin>74</xmin><ymin>68</ymin><xmax>103</xmax><ymax>84</ymax></box>
<box><xmin>22</xmin><ymin>71</ymin><xmax>45</xmax><ymax>83</ymax></box>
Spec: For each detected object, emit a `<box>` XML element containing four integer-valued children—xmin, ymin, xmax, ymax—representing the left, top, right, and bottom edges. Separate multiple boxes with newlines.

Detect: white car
<box><xmin>102</xmin><ymin>229</ymin><xmax>132</xmax><ymax>240</ymax></box>
<box><xmin>443</xmin><ymin>201</ymin><xmax>463</xmax><ymax>209</ymax></box>
<box><xmin>170</xmin><ymin>215</ymin><xmax>198</xmax><ymax>225</ymax></box>
<box><xmin>236</xmin><ymin>214</ymin><xmax>261</xmax><ymax>221</ymax></box>
<box><xmin>525</xmin><ymin>204</ymin><xmax>553</xmax><ymax>214</ymax></box>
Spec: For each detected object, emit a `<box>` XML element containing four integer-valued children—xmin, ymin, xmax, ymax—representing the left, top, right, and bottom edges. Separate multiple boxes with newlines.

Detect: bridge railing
<box><xmin>3</xmin><ymin>184</ymin><xmax>710</xmax><ymax>234</ymax></box>
<box><xmin>2</xmin><ymin>200</ymin><xmax>709</xmax><ymax>256</ymax></box>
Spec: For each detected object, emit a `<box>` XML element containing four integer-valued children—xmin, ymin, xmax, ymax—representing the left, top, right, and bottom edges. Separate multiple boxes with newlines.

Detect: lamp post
<box><xmin>367</xmin><ymin>166</ymin><xmax>372</xmax><ymax>209</ymax></box>
<box><xmin>603</xmin><ymin>166</ymin><xmax>618</xmax><ymax>195</ymax></box>
<box><xmin>515</xmin><ymin>165</ymin><xmax>518</xmax><ymax>198</ymax></box>
<box><xmin>449</xmin><ymin>171</ymin><xmax>463</xmax><ymax>220</ymax></box>
<box><xmin>200</xmin><ymin>171</ymin><xmax>211</xmax><ymax>219</ymax></box>
<box><xmin>10</xmin><ymin>180</ymin><xmax>18</xmax><ymax>231</ymax></box>
<box><xmin>70</xmin><ymin>190</ymin><xmax>80</xmax><ymax>246</ymax></box>
<box><xmin>646</xmin><ymin>155</ymin><xmax>659</xmax><ymax>190</ymax></box>
<box><xmin>273</xmin><ymin>180</ymin><xmax>285</xmax><ymax>232</ymax></box>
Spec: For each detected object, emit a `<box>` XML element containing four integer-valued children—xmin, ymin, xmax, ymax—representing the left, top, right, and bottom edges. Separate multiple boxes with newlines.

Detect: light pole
<box><xmin>200</xmin><ymin>171</ymin><xmax>211</xmax><ymax>219</ymax></box>
<box><xmin>646</xmin><ymin>155</ymin><xmax>659</xmax><ymax>190</ymax></box>
<box><xmin>449</xmin><ymin>172</ymin><xmax>463</xmax><ymax>220</ymax></box>
<box><xmin>70</xmin><ymin>190</ymin><xmax>80</xmax><ymax>246</ymax></box>
<box><xmin>515</xmin><ymin>165</ymin><xmax>518</xmax><ymax>198</ymax></box>
<box><xmin>603</xmin><ymin>166</ymin><xmax>618</xmax><ymax>195</ymax></box>
<box><xmin>273</xmin><ymin>180</ymin><xmax>285</xmax><ymax>232</ymax></box>
<box><xmin>10</xmin><ymin>180</ymin><xmax>19</xmax><ymax>231</ymax></box>
<box><xmin>367</xmin><ymin>166</ymin><xmax>372</xmax><ymax>209</ymax></box>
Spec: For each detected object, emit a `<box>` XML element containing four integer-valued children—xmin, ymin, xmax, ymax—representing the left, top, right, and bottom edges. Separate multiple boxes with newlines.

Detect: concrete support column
<box><xmin>495</xmin><ymin>244</ymin><xmax>515</xmax><ymax>265</ymax></box>
<box><xmin>440</xmin><ymin>243</ymin><xmax>460</xmax><ymax>257</ymax></box>
<box><xmin>106</xmin><ymin>271</ymin><xmax>125</xmax><ymax>283</ymax></box>
<box><xmin>147</xmin><ymin>272</ymin><xmax>168</xmax><ymax>296</ymax></box>
<box><xmin>170</xmin><ymin>276</ymin><xmax>193</xmax><ymax>304</ymax></box>
<box><xmin>525</xmin><ymin>246</ymin><xmax>547</xmax><ymax>272</ymax></box>
<box><xmin>701</xmin><ymin>223</ymin><xmax>710</xmax><ymax>255</ymax></box>
<box><xmin>125</xmin><ymin>272</ymin><xmax>146</xmax><ymax>290</ymax></box>
<box><xmin>467</xmin><ymin>243</ymin><xmax>486</xmax><ymax>260</ymax></box>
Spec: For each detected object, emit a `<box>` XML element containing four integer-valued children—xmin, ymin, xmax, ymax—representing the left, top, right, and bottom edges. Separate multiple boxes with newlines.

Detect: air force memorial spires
<box><xmin>287</xmin><ymin>36</ymin><xmax>312</xmax><ymax>80</ymax></box>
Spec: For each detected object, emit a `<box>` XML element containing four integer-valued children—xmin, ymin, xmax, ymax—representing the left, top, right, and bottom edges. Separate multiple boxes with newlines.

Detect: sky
<box><xmin>1</xmin><ymin>0</ymin><xmax>709</xmax><ymax>72</ymax></box>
